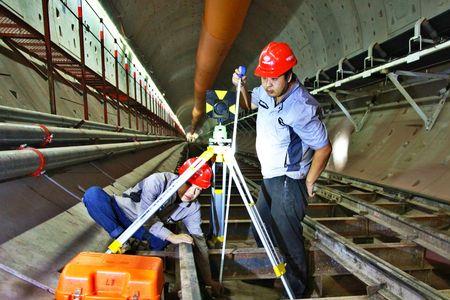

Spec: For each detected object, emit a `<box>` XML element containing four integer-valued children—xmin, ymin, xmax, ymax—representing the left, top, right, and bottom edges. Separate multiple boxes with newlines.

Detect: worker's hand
<box><xmin>166</xmin><ymin>233</ymin><xmax>193</xmax><ymax>245</ymax></box>
<box><xmin>232</xmin><ymin>68</ymin><xmax>247</xmax><ymax>87</ymax></box>
<box><xmin>306</xmin><ymin>179</ymin><xmax>315</xmax><ymax>198</ymax></box>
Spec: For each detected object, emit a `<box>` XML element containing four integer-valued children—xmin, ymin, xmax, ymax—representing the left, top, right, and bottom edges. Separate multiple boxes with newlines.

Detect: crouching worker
<box><xmin>83</xmin><ymin>157</ymin><xmax>223</xmax><ymax>294</ymax></box>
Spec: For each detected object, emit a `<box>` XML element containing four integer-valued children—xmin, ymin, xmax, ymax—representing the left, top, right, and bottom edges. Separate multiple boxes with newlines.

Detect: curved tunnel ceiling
<box><xmin>100</xmin><ymin>0</ymin><xmax>450</xmax><ymax>131</ymax></box>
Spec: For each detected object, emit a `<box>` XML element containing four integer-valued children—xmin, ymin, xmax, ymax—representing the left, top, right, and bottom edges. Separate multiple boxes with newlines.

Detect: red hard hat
<box><xmin>178</xmin><ymin>157</ymin><xmax>212</xmax><ymax>189</ymax></box>
<box><xmin>254</xmin><ymin>42</ymin><xmax>297</xmax><ymax>78</ymax></box>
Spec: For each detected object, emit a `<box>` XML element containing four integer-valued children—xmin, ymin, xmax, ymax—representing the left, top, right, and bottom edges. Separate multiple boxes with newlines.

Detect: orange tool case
<box><xmin>55</xmin><ymin>252</ymin><xmax>164</xmax><ymax>300</ymax></box>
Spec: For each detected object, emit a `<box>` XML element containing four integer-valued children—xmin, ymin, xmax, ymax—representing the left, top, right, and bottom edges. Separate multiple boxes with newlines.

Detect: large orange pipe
<box><xmin>191</xmin><ymin>0</ymin><xmax>251</xmax><ymax>133</ymax></box>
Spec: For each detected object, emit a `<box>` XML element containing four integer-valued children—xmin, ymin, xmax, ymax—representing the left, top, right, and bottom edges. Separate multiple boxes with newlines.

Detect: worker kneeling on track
<box><xmin>82</xmin><ymin>157</ymin><xmax>223</xmax><ymax>294</ymax></box>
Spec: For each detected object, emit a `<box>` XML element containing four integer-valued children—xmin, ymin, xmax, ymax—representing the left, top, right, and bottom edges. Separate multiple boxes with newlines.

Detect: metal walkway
<box><xmin>0</xmin><ymin>1</ymin><xmax>179</xmax><ymax>135</ymax></box>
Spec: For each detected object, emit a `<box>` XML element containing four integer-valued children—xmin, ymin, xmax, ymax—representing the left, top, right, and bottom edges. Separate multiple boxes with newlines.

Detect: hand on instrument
<box><xmin>166</xmin><ymin>233</ymin><xmax>193</xmax><ymax>245</ymax></box>
<box><xmin>232</xmin><ymin>67</ymin><xmax>247</xmax><ymax>87</ymax></box>
<box><xmin>306</xmin><ymin>179</ymin><xmax>315</xmax><ymax>198</ymax></box>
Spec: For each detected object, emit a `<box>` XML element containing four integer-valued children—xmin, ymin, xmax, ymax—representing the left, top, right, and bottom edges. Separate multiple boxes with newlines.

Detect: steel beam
<box><xmin>303</xmin><ymin>217</ymin><xmax>447</xmax><ymax>300</ymax></box>
<box><xmin>144</xmin><ymin>84</ymin><xmax>148</xmax><ymax>109</ymax></box>
<box><xmin>327</xmin><ymin>91</ymin><xmax>371</xmax><ymax>132</ymax></box>
<box><xmin>133</xmin><ymin>73</ymin><xmax>138</xmax><ymax>130</ymax></box>
<box><xmin>100</xmin><ymin>21</ymin><xmax>108</xmax><ymax>124</ymax></box>
<box><xmin>125</xmin><ymin>59</ymin><xmax>131</xmax><ymax>128</ymax></box>
<box><xmin>321</xmin><ymin>170</ymin><xmax>450</xmax><ymax>212</ymax></box>
<box><xmin>114</xmin><ymin>40</ymin><xmax>120</xmax><ymax>126</ymax></box>
<box><xmin>201</xmin><ymin>216</ymin><xmax>402</xmax><ymax>240</ymax></box>
<box><xmin>310</xmin><ymin>242</ymin><xmax>431</xmax><ymax>277</ymax></box>
<box><xmin>205</xmin><ymin>242</ymin><xmax>432</xmax><ymax>280</ymax></box>
<box><xmin>200</xmin><ymin>202</ymin><xmax>404</xmax><ymax>220</ymax></box>
<box><xmin>387</xmin><ymin>72</ymin><xmax>448</xmax><ymax>131</ymax></box>
<box><xmin>315</xmin><ymin>184</ymin><xmax>450</xmax><ymax>259</ymax></box>
<box><xmin>178</xmin><ymin>241</ymin><xmax>201</xmax><ymax>299</ymax></box>
<box><xmin>77</xmin><ymin>0</ymin><xmax>88</xmax><ymax>120</ymax></box>
<box><xmin>41</xmin><ymin>0</ymin><xmax>56</xmax><ymax>115</ymax></box>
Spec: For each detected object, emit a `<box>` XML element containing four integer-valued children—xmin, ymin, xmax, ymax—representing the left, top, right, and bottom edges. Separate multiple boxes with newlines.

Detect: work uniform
<box><xmin>251</xmin><ymin>76</ymin><xmax>328</xmax><ymax>296</ymax></box>
<box><xmin>83</xmin><ymin>172</ymin><xmax>203</xmax><ymax>250</ymax></box>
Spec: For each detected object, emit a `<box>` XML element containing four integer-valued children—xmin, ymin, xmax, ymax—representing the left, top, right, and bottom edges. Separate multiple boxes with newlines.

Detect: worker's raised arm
<box><xmin>232</xmin><ymin>68</ymin><xmax>256</xmax><ymax>110</ymax></box>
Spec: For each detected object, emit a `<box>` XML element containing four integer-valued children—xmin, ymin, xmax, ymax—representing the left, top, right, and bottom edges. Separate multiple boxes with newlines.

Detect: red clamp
<box><xmin>38</xmin><ymin>124</ymin><xmax>53</xmax><ymax>147</ymax></box>
<box><xmin>18</xmin><ymin>145</ymin><xmax>46</xmax><ymax>177</ymax></box>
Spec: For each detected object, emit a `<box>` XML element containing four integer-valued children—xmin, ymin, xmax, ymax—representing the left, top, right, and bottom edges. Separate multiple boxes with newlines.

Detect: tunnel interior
<box><xmin>0</xmin><ymin>0</ymin><xmax>449</xmax><ymax>299</ymax></box>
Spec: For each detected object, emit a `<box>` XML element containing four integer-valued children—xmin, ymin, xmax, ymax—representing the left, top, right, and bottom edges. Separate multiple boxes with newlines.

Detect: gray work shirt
<box><xmin>114</xmin><ymin>172</ymin><xmax>203</xmax><ymax>241</ymax></box>
<box><xmin>251</xmin><ymin>79</ymin><xmax>329</xmax><ymax>179</ymax></box>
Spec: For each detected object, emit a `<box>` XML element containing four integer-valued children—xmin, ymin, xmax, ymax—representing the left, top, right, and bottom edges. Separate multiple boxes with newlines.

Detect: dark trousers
<box><xmin>83</xmin><ymin>186</ymin><xmax>168</xmax><ymax>250</ymax></box>
<box><xmin>252</xmin><ymin>176</ymin><xmax>308</xmax><ymax>298</ymax></box>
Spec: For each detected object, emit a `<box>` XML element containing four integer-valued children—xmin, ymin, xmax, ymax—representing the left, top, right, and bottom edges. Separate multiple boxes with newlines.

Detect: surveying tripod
<box><xmin>105</xmin><ymin>67</ymin><xmax>295</xmax><ymax>299</ymax></box>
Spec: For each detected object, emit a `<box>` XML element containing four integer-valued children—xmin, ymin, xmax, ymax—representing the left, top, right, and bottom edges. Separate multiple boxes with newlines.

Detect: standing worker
<box><xmin>82</xmin><ymin>157</ymin><xmax>223</xmax><ymax>295</ymax></box>
<box><xmin>232</xmin><ymin>42</ymin><xmax>332</xmax><ymax>297</ymax></box>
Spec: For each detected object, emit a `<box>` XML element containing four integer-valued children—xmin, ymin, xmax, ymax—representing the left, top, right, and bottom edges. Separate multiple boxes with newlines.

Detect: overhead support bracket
<box><xmin>327</xmin><ymin>91</ymin><xmax>372</xmax><ymax>132</ymax></box>
<box><xmin>387</xmin><ymin>72</ymin><xmax>449</xmax><ymax>130</ymax></box>
<box><xmin>336</xmin><ymin>57</ymin><xmax>356</xmax><ymax>81</ymax></box>
<box><xmin>363</xmin><ymin>42</ymin><xmax>388</xmax><ymax>70</ymax></box>
<box><xmin>311</xmin><ymin>40</ymin><xmax>450</xmax><ymax>95</ymax></box>
<box><xmin>409</xmin><ymin>17</ymin><xmax>437</xmax><ymax>53</ymax></box>
<box><xmin>314</xmin><ymin>69</ymin><xmax>331</xmax><ymax>89</ymax></box>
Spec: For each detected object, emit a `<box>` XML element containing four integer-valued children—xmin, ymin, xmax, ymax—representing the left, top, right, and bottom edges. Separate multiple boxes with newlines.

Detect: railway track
<box><xmin>160</xmin><ymin>148</ymin><xmax>450</xmax><ymax>299</ymax></box>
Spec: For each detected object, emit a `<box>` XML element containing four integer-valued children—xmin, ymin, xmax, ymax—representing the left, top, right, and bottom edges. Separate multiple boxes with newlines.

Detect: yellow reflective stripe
<box><xmin>215</xmin><ymin>236</ymin><xmax>224</xmax><ymax>243</ymax></box>
<box><xmin>108</xmin><ymin>240</ymin><xmax>123</xmax><ymax>254</ymax></box>
<box><xmin>210</xmin><ymin>236</ymin><xmax>224</xmax><ymax>243</ymax></box>
<box><xmin>215</xmin><ymin>189</ymin><xmax>223</xmax><ymax>195</ymax></box>
<box><xmin>273</xmin><ymin>263</ymin><xmax>286</xmax><ymax>277</ymax></box>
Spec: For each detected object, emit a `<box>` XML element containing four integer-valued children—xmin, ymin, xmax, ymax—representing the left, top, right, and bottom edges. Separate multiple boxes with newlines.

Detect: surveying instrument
<box><xmin>105</xmin><ymin>66</ymin><xmax>295</xmax><ymax>299</ymax></box>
